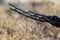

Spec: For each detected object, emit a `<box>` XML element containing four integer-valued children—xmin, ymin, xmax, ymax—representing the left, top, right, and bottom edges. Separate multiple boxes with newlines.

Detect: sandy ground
<box><xmin>0</xmin><ymin>0</ymin><xmax>60</xmax><ymax>40</ymax></box>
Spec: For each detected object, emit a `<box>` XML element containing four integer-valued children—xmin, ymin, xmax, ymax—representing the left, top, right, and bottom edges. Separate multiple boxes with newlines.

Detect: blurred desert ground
<box><xmin>0</xmin><ymin>0</ymin><xmax>60</xmax><ymax>40</ymax></box>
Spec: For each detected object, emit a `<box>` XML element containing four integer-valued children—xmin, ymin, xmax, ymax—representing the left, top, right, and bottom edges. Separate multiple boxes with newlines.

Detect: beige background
<box><xmin>0</xmin><ymin>0</ymin><xmax>60</xmax><ymax>40</ymax></box>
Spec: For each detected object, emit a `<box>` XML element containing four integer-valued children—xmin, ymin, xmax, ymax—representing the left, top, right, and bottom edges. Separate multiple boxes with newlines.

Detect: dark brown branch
<box><xmin>8</xmin><ymin>3</ymin><xmax>60</xmax><ymax>27</ymax></box>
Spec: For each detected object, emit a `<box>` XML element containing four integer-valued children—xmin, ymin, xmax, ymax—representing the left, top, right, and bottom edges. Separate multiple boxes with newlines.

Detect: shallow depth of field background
<box><xmin>0</xmin><ymin>0</ymin><xmax>60</xmax><ymax>40</ymax></box>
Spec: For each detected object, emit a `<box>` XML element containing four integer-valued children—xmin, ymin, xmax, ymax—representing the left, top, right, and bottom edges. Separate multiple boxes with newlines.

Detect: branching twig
<box><xmin>8</xmin><ymin>3</ymin><xmax>60</xmax><ymax>27</ymax></box>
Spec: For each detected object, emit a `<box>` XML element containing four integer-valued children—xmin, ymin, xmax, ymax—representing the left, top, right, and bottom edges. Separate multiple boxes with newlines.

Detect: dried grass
<box><xmin>0</xmin><ymin>0</ymin><xmax>60</xmax><ymax>40</ymax></box>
